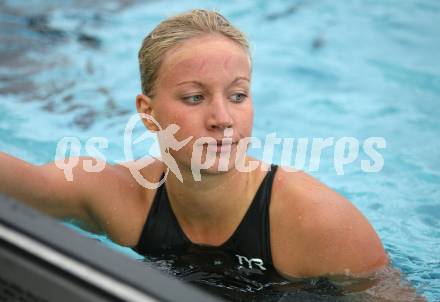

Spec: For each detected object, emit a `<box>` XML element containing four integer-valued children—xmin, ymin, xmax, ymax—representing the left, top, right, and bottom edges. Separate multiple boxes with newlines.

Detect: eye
<box><xmin>230</xmin><ymin>92</ymin><xmax>247</xmax><ymax>103</ymax></box>
<box><xmin>182</xmin><ymin>95</ymin><xmax>203</xmax><ymax>104</ymax></box>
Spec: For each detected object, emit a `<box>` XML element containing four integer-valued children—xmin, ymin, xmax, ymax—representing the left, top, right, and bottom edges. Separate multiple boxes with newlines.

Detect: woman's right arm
<box><xmin>0</xmin><ymin>152</ymin><xmax>104</xmax><ymax>232</ymax></box>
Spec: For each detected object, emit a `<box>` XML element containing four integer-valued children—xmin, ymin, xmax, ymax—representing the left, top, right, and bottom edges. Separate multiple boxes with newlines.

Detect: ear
<box><xmin>136</xmin><ymin>94</ymin><xmax>160</xmax><ymax>131</ymax></box>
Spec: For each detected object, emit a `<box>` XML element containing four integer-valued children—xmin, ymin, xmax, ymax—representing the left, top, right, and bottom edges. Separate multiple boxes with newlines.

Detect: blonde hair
<box><xmin>138</xmin><ymin>9</ymin><xmax>251</xmax><ymax>97</ymax></box>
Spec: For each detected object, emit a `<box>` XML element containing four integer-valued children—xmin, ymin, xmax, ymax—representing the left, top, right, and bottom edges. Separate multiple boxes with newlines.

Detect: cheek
<box><xmin>156</xmin><ymin>109</ymin><xmax>200</xmax><ymax>142</ymax></box>
<box><xmin>154</xmin><ymin>102</ymin><xmax>183</xmax><ymax>128</ymax></box>
<box><xmin>235</xmin><ymin>105</ymin><xmax>254</xmax><ymax>135</ymax></box>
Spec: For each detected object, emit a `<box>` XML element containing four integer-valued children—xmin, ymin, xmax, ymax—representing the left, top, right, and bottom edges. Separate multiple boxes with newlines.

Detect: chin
<box><xmin>200</xmin><ymin>160</ymin><xmax>236</xmax><ymax>175</ymax></box>
<box><xmin>181</xmin><ymin>149</ymin><xmax>241</xmax><ymax>178</ymax></box>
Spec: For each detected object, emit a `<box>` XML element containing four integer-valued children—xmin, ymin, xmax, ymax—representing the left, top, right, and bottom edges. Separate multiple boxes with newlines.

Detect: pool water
<box><xmin>1</xmin><ymin>0</ymin><xmax>439</xmax><ymax>301</ymax></box>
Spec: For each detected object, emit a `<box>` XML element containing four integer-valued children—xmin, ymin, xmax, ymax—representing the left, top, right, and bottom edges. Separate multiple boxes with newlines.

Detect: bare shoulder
<box><xmin>270</xmin><ymin>167</ymin><xmax>388</xmax><ymax>278</ymax></box>
<box><xmin>74</xmin><ymin>156</ymin><xmax>165</xmax><ymax>246</ymax></box>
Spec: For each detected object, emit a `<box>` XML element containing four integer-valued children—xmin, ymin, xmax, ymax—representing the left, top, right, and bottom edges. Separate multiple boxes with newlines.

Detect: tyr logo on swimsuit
<box><xmin>235</xmin><ymin>254</ymin><xmax>266</xmax><ymax>271</ymax></box>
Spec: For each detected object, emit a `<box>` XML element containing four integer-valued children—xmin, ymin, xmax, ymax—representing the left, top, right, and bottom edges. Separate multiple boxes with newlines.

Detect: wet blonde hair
<box><xmin>138</xmin><ymin>9</ymin><xmax>251</xmax><ymax>97</ymax></box>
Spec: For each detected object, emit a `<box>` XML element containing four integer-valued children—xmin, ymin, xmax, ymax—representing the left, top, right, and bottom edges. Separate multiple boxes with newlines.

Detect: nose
<box><xmin>206</xmin><ymin>95</ymin><xmax>234</xmax><ymax>131</ymax></box>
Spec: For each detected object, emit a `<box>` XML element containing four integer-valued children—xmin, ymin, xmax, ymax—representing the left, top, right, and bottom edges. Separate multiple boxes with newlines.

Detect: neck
<box><xmin>164</xmin><ymin>158</ymin><xmax>260</xmax><ymax>243</ymax></box>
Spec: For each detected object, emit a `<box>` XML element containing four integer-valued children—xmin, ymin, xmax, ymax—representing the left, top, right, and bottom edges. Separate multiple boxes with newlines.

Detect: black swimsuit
<box><xmin>133</xmin><ymin>164</ymin><xmax>343</xmax><ymax>299</ymax></box>
<box><xmin>134</xmin><ymin>164</ymin><xmax>279</xmax><ymax>276</ymax></box>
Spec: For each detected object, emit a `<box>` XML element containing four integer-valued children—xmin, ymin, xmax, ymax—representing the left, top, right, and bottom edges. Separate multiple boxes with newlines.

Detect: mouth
<box><xmin>216</xmin><ymin>140</ymin><xmax>237</xmax><ymax>146</ymax></box>
<box><xmin>204</xmin><ymin>140</ymin><xmax>238</xmax><ymax>152</ymax></box>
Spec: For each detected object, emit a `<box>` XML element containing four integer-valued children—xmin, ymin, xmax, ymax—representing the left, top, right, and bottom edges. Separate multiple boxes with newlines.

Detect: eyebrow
<box><xmin>176</xmin><ymin>76</ymin><xmax>250</xmax><ymax>87</ymax></box>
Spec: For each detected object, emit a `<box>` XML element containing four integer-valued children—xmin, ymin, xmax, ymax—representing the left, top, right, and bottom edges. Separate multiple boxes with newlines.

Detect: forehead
<box><xmin>157</xmin><ymin>35</ymin><xmax>251</xmax><ymax>86</ymax></box>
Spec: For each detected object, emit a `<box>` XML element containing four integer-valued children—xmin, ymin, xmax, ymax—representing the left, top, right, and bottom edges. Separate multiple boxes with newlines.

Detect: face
<box><xmin>138</xmin><ymin>34</ymin><xmax>253</xmax><ymax>175</ymax></box>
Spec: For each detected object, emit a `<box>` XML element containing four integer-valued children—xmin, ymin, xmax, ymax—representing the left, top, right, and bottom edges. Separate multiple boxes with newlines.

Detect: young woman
<box><xmin>1</xmin><ymin>9</ymin><xmax>388</xmax><ymax>288</ymax></box>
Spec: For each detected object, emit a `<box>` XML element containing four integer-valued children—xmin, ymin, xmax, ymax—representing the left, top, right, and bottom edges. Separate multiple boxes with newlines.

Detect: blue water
<box><xmin>1</xmin><ymin>0</ymin><xmax>439</xmax><ymax>301</ymax></box>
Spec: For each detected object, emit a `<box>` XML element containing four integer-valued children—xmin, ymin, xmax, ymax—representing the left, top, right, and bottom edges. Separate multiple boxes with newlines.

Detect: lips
<box><xmin>197</xmin><ymin>139</ymin><xmax>238</xmax><ymax>146</ymax></box>
<box><xmin>205</xmin><ymin>141</ymin><xmax>238</xmax><ymax>152</ymax></box>
<box><xmin>215</xmin><ymin>140</ymin><xmax>237</xmax><ymax>146</ymax></box>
